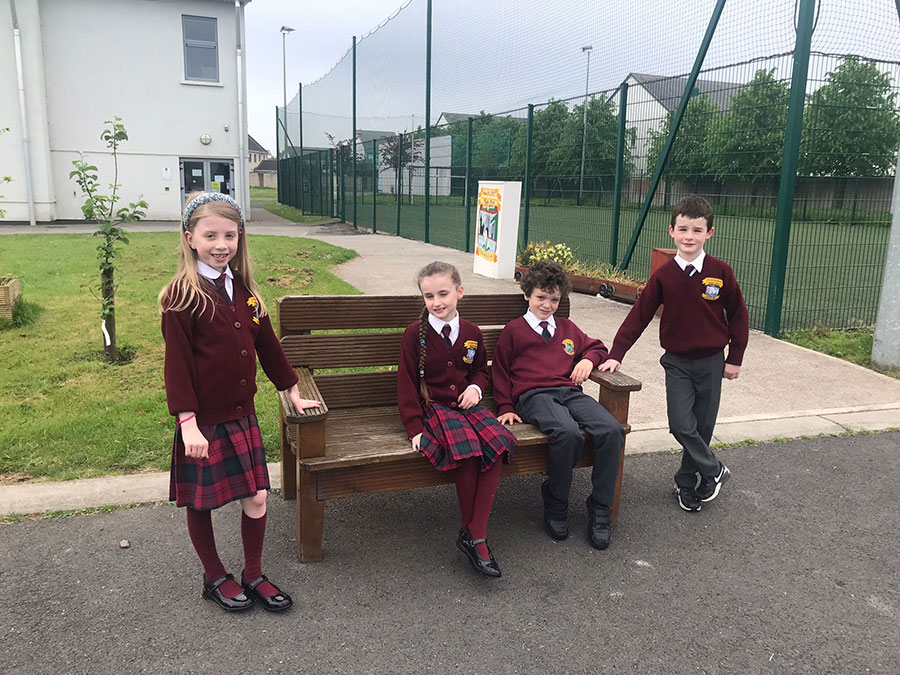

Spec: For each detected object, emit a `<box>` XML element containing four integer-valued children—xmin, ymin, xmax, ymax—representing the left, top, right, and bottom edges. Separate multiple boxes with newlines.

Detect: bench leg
<box><xmin>599</xmin><ymin>388</ymin><xmax>631</xmax><ymax>528</ymax></box>
<box><xmin>280</xmin><ymin>419</ymin><xmax>297</xmax><ymax>500</ymax></box>
<box><xmin>298</xmin><ymin>468</ymin><xmax>324</xmax><ymax>562</ymax></box>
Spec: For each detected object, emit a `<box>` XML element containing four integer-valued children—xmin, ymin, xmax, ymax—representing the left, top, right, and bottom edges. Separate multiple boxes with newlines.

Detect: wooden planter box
<box><xmin>514</xmin><ymin>266</ymin><xmax>644</xmax><ymax>305</ymax></box>
<box><xmin>0</xmin><ymin>277</ymin><xmax>19</xmax><ymax>320</ymax></box>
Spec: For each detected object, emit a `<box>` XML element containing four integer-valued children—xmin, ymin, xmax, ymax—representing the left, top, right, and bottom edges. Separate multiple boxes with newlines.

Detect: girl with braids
<box><xmin>159</xmin><ymin>192</ymin><xmax>320</xmax><ymax>612</ymax></box>
<box><xmin>397</xmin><ymin>261</ymin><xmax>516</xmax><ymax>578</ymax></box>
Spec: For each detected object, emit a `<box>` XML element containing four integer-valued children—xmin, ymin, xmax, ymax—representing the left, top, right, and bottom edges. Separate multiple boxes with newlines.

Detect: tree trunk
<box><xmin>102</xmin><ymin>267</ymin><xmax>117</xmax><ymax>363</ymax></box>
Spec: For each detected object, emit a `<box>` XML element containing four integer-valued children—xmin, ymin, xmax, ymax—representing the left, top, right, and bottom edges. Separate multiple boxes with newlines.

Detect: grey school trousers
<box><xmin>660</xmin><ymin>351</ymin><xmax>724</xmax><ymax>489</ymax></box>
<box><xmin>516</xmin><ymin>386</ymin><xmax>625</xmax><ymax>507</ymax></box>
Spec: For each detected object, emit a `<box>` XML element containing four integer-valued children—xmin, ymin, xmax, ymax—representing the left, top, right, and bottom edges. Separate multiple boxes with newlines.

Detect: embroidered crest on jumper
<box><xmin>462</xmin><ymin>340</ymin><xmax>478</xmax><ymax>364</ymax></box>
<box><xmin>701</xmin><ymin>277</ymin><xmax>723</xmax><ymax>301</ymax></box>
<box><xmin>562</xmin><ymin>339</ymin><xmax>575</xmax><ymax>355</ymax></box>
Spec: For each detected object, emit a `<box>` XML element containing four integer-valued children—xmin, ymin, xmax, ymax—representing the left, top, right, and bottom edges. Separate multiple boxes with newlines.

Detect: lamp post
<box><xmin>578</xmin><ymin>45</ymin><xmax>592</xmax><ymax>205</ymax></box>
<box><xmin>280</xmin><ymin>26</ymin><xmax>295</xmax><ymax>158</ymax></box>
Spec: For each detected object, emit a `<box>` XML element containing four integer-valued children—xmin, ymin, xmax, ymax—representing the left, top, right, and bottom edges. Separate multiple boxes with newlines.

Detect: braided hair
<box><xmin>415</xmin><ymin>261</ymin><xmax>462</xmax><ymax>405</ymax></box>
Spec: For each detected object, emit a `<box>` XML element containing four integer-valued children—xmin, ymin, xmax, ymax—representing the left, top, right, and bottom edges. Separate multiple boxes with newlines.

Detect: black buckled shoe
<box><xmin>202</xmin><ymin>574</ymin><xmax>254</xmax><ymax>612</ymax></box>
<box><xmin>241</xmin><ymin>573</ymin><xmax>293</xmax><ymax>612</ymax></box>
<box><xmin>541</xmin><ymin>480</ymin><xmax>569</xmax><ymax>540</ymax></box>
<box><xmin>456</xmin><ymin>529</ymin><xmax>502</xmax><ymax>578</ymax></box>
<box><xmin>586</xmin><ymin>497</ymin><xmax>612</xmax><ymax>550</ymax></box>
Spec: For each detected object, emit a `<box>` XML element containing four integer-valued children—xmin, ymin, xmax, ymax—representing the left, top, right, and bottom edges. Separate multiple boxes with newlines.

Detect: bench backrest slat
<box><xmin>278</xmin><ymin>293</ymin><xmax>569</xmax><ymax>410</ymax></box>
<box><xmin>281</xmin><ymin>328</ymin><xmax>504</xmax><ymax>370</ymax></box>
<box><xmin>278</xmin><ymin>294</ymin><xmax>569</xmax><ymax>334</ymax></box>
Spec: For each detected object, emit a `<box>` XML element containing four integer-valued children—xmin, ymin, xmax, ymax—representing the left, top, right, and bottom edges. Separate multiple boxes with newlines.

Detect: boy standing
<box><xmin>494</xmin><ymin>261</ymin><xmax>624</xmax><ymax>550</ymax></box>
<box><xmin>599</xmin><ymin>195</ymin><xmax>749</xmax><ymax>512</ymax></box>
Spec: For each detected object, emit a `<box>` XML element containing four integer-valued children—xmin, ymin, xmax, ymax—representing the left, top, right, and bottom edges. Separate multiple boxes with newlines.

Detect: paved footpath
<box><xmin>1</xmin><ymin>433</ymin><xmax>898</xmax><ymax>674</ymax></box>
<box><xmin>2</xmin><ymin>210</ymin><xmax>899</xmax><ymax>514</ymax></box>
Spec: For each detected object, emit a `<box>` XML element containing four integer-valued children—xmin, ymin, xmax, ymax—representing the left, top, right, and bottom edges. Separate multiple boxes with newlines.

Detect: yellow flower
<box><xmin>252</xmin><ymin>316</ymin><xmax>260</xmax><ymax>324</ymax></box>
<box><xmin>246</xmin><ymin>296</ymin><xmax>258</xmax><ymax>308</ymax></box>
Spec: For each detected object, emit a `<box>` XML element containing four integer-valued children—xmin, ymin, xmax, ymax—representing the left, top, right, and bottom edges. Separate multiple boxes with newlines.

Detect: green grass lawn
<box><xmin>249</xmin><ymin>186</ymin><xmax>277</xmax><ymax>202</ymax></box>
<box><xmin>780</xmin><ymin>327</ymin><xmax>900</xmax><ymax>379</ymax></box>
<box><xmin>263</xmin><ymin>201</ymin><xmax>338</xmax><ymax>224</ymax></box>
<box><xmin>0</xmin><ymin>232</ymin><xmax>359</xmax><ymax>482</ymax></box>
<box><xmin>351</xmin><ymin>195</ymin><xmax>888</xmax><ymax>333</ymax></box>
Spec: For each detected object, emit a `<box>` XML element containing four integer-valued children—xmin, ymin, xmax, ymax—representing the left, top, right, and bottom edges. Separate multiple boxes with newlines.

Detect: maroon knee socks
<box><xmin>186</xmin><ymin>508</ymin><xmax>243</xmax><ymax>599</ymax></box>
<box><xmin>455</xmin><ymin>458</ymin><xmax>502</xmax><ymax>559</ymax></box>
<box><xmin>241</xmin><ymin>511</ymin><xmax>279</xmax><ymax>597</ymax></box>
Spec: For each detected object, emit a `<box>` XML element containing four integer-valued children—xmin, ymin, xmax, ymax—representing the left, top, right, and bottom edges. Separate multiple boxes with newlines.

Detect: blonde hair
<box><xmin>414</xmin><ymin>261</ymin><xmax>462</xmax><ymax>404</ymax></box>
<box><xmin>158</xmin><ymin>191</ymin><xmax>269</xmax><ymax>318</ymax></box>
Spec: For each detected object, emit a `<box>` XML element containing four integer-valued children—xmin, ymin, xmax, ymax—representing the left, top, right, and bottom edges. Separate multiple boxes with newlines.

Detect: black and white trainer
<box><xmin>674</xmin><ymin>485</ymin><xmax>702</xmax><ymax>512</ymax></box>
<box><xmin>697</xmin><ymin>463</ymin><xmax>731</xmax><ymax>503</ymax></box>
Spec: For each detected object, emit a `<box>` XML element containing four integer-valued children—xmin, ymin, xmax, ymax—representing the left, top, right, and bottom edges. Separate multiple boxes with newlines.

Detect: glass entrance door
<box><xmin>180</xmin><ymin>159</ymin><xmax>235</xmax><ymax>205</ymax></box>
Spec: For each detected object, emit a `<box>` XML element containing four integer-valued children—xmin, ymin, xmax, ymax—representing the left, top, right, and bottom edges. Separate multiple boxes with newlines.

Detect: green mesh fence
<box><xmin>281</xmin><ymin>0</ymin><xmax>900</xmax><ymax>333</ymax></box>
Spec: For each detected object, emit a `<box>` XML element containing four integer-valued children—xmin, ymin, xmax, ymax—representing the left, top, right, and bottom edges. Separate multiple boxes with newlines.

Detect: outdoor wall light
<box><xmin>200</xmin><ymin>134</ymin><xmax>212</xmax><ymax>145</ymax></box>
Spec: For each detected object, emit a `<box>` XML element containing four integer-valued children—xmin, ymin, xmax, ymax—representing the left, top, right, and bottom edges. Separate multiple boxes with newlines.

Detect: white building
<box><xmin>0</xmin><ymin>0</ymin><xmax>251</xmax><ymax>223</ymax></box>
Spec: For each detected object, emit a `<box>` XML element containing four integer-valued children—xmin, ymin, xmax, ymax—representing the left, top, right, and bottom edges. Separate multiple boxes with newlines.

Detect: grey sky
<box><xmin>246</xmin><ymin>0</ymin><xmax>404</xmax><ymax>153</ymax></box>
<box><xmin>246</xmin><ymin>0</ymin><xmax>900</xmax><ymax>154</ymax></box>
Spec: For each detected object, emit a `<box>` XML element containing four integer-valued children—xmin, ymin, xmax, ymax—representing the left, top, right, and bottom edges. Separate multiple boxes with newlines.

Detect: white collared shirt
<box><xmin>524</xmin><ymin>310</ymin><xmax>556</xmax><ymax>337</ymax></box>
<box><xmin>428</xmin><ymin>312</ymin><xmax>460</xmax><ymax>344</ymax></box>
<box><xmin>197</xmin><ymin>260</ymin><xmax>234</xmax><ymax>300</ymax></box>
<box><xmin>674</xmin><ymin>250</ymin><xmax>706</xmax><ymax>277</ymax></box>
<box><xmin>426</xmin><ymin>311</ymin><xmax>481</xmax><ymax>400</ymax></box>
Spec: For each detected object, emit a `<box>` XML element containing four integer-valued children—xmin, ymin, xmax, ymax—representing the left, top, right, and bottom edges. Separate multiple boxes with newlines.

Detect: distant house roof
<box><xmin>254</xmin><ymin>159</ymin><xmax>277</xmax><ymax>172</ymax></box>
<box><xmin>356</xmin><ymin>129</ymin><xmax>396</xmax><ymax>144</ymax></box>
<box><xmin>248</xmin><ymin>134</ymin><xmax>268</xmax><ymax>154</ymax></box>
<box><xmin>629</xmin><ymin>72</ymin><xmax>738</xmax><ymax>113</ymax></box>
<box><xmin>436</xmin><ymin>112</ymin><xmax>475</xmax><ymax>126</ymax></box>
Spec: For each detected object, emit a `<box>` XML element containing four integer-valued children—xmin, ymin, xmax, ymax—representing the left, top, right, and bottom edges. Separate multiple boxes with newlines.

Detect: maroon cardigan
<box><xmin>608</xmin><ymin>255</ymin><xmax>749</xmax><ymax>366</ymax></box>
<box><xmin>161</xmin><ymin>275</ymin><xmax>298</xmax><ymax>426</ymax></box>
<box><xmin>397</xmin><ymin>319</ymin><xmax>490</xmax><ymax>439</ymax></box>
<box><xmin>492</xmin><ymin>316</ymin><xmax>610</xmax><ymax>415</ymax></box>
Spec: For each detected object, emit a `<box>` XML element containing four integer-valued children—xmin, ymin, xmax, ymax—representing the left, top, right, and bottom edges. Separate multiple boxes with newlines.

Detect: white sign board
<box><xmin>473</xmin><ymin>181</ymin><xmax>521</xmax><ymax>279</ymax></box>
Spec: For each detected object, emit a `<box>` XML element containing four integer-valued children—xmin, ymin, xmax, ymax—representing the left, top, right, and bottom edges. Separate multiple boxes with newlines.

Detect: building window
<box><xmin>183</xmin><ymin>15</ymin><xmax>218</xmax><ymax>82</ymax></box>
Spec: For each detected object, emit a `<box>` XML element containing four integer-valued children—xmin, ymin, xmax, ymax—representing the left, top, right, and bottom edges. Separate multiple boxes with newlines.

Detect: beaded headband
<box><xmin>182</xmin><ymin>192</ymin><xmax>245</xmax><ymax>232</ymax></box>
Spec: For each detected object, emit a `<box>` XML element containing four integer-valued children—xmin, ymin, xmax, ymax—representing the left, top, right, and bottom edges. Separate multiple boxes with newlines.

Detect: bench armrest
<box><xmin>279</xmin><ymin>367</ymin><xmax>329</xmax><ymax>424</ymax></box>
<box><xmin>589</xmin><ymin>368</ymin><xmax>642</xmax><ymax>392</ymax></box>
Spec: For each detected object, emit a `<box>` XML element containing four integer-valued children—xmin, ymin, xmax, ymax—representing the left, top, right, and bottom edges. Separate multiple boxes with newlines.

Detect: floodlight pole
<box><xmin>578</xmin><ymin>45</ymin><xmax>592</xmax><ymax>206</ymax></box>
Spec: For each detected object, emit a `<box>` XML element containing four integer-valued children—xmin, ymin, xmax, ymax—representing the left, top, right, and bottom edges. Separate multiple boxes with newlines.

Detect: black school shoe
<box><xmin>202</xmin><ymin>574</ymin><xmax>254</xmax><ymax>612</ymax></box>
<box><xmin>541</xmin><ymin>480</ymin><xmax>569</xmax><ymax>540</ymax></box>
<box><xmin>674</xmin><ymin>485</ymin><xmax>702</xmax><ymax>512</ymax></box>
<box><xmin>456</xmin><ymin>529</ymin><xmax>502</xmax><ymax>578</ymax></box>
<box><xmin>585</xmin><ymin>496</ymin><xmax>612</xmax><ymax>550</ymax></box>
<box><xmin>697</xmin><ymin>462</ymin><xmax>731</xmax><ymax>503</ymax></box>
<box><xmin>241</xmin><ymin>573</ymin><xmax>293</xmax><ymax>612</ymax></box>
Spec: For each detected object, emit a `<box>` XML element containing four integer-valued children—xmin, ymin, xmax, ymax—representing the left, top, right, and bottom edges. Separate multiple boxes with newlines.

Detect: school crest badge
<box><xmin>701</xmin><ymin>277</ymin><xmax>723</xmax><ymax>301</ymax></box>
<box><xmin>462</xmin><ymin>340</ymin><xmax>478</xmax><ymax>364</ymax></box>
<box><xmin>562</xmin><ymin>339</ymin><xmax>575</xmax><ymax>355</ymax></box>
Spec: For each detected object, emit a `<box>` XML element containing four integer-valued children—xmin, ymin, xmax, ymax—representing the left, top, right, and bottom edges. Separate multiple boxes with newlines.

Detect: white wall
<box><xmin>0</xmin><ymin>0</ymin><xmax>248</xmax><ymax>222</ymax></box>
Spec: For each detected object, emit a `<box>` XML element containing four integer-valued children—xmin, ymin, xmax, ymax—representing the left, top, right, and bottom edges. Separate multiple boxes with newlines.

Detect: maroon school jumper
<box><xmin>492</xmin><ymin>316</ymin><xmax>610</xmax><ymax>416</ymax></box>
<box><xmin>162</xmin><ymin>275</ymin><xmax>298</xmax><ymax>510</ymax></box>
<box><xmin>608</xmin><ymin>256</ymin><xmax>749</xmax><ymax>365</ymax></box>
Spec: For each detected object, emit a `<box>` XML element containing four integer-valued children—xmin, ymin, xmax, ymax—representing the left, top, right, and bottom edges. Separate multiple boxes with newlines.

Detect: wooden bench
<box><xmin>277</xmin><ymin>293</ymin><xmax>641</xmax><ymax>562</ymax></box>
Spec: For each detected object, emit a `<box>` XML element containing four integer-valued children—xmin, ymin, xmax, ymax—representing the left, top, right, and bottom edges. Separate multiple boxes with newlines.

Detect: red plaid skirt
<box><xmin>419</xmin><ymin>404</ymin><xmax>516</xmax><ymax>472</ymax></box>
<box><xmin>169</xmin><ymin>415</ymin><xmax>270</xmax><ymax>511</ymax></box>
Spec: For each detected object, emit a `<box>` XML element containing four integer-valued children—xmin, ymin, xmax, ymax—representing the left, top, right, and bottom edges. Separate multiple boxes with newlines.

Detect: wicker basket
<box><xmin>0</xmin><ymin>277</ymin><xmax>20</xmax><ymax>320</ymax></box>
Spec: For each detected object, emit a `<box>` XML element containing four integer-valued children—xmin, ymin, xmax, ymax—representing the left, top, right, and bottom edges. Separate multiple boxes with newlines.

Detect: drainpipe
<box><xmin>234</xmin><ymin>1</ymin><xmax>248</xmax><ymax>217</ymax></box>
<box><xmin>10</xmin><ymin>0</ymin><xmax>36</xmax><ymax>226</ymax></box>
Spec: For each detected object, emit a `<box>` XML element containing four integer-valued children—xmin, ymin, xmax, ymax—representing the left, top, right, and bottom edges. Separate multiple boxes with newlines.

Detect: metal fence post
<box><xmin>372</xmin><ymin>139</ymin><xmax>378</xmax><ymax>233</ymax></box>
<box><xmin>610</xmin><ymin>82</ymin><xmax>628</xmax><ymax>266</ymax></box>
<box><xmin>338</xmin><ymin>149</ymin><xmax>344</xmax><ymax>222</ymax></box>
<box><xmin>396</xmin><ymin>133</ymin><xmax>402</xmax><ymax>235</ymax></box>
<box><xmin>275</xmin><ymin>105</ymin><xmax>281</xmax><ymax>204</ymax></box>
<box><xmin>298</xmin><ymin>82</ymin><xmax>304</xmax><ymax>213</ymax></box>
<box><xmin>465</xmin><ymin>117</ymin><xmax>473</xmax><ymax>252</ymax></box>
<box><xmin>764</xmin><ymin>0</ymin><xmax>816</xmax><ymax>336</ymax></box>
<box><xmin>352</xmin><ymin>35</ymin><xmax>358</xmax><ymax>229</ymax></box>
<box><xmin>619</xmin><ymin>0</ymin><xmax>727</xmax><ymax>270</ymax></box>
<box><xmin>523</xmin><ymin>104</ymin><xmax>534</xmax><ymax>246</ymax></box>
<box><xmin>423</xmin><ymin>0</ymin><xmax>432</xmax><ymax>243</ymax></box>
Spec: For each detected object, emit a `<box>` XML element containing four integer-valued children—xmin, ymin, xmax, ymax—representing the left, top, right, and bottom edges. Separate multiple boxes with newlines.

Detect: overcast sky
<box><xmin>244</xmin><ymin>0</ymin><xmax>900</xmax><ymax>154</ymax></box>
<box><xmin>245</xmin><ymin>0</ymin><xmax>405</xmax><ymax>153</ymax></box>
